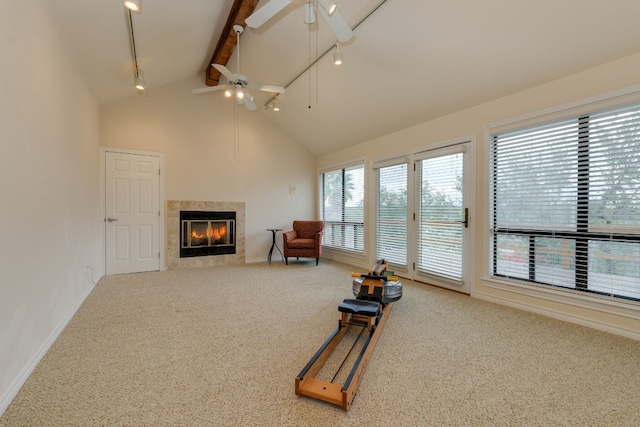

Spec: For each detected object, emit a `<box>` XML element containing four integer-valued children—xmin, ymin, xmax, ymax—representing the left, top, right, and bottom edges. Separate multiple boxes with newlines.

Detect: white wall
<box><xmin>0</xmin><ymin>0</ymin><xmax>102</xmax><ymax>414</ymax></box>
<box><xmin>100</xmin><ymin>76</ymin><xmax>316</xmax><ymax>262</ymax></box>
<box><xmin>317</xmin><ymin>53</ymin><xmax>640</xmax><ymax>339</ymax></box>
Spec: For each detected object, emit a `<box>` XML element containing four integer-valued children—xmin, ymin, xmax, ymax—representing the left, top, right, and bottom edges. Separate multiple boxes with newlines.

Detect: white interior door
<box><xmin>105</xmin><ymin>151</ymin><xmax>160</xmax><ymax>275</ymax></box>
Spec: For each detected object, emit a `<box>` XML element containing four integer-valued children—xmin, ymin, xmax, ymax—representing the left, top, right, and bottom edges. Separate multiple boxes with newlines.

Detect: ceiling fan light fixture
<box><xmin>123</xmin><ymin>0</ymin><xmax>142</xmax><ymax>13</ymax></box>
<box><xmin>273</xmin><ymin>101</ymin><xmax>280</xmax><ymax>112</ymax></box>
<box><xmin>236</xmin><ymin>88</ymin><xmax>245</xmax><ymax>100</ymax></box>
<box><xmin>224</xmin><ymin>88</ymin><xmax>233</xmax><ymax>98</ymax></box>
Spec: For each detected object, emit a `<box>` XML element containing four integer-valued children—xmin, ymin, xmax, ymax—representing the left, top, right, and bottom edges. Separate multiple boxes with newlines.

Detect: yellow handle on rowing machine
<box><xmin>351</xmin><ymin>272</ymin><xmax>399</xmax><ymax>281</ymax></box>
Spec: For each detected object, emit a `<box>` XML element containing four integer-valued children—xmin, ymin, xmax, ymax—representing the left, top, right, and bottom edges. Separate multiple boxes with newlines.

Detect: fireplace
<box><xmin>180</xmin><ymin>211</ymin><xmax>236</xmax><ymax>258</ymax></box>
<box><xmin>167</xmin><ymin>200</ymin><xmax>244</xmax><ymax>269</ymax></box>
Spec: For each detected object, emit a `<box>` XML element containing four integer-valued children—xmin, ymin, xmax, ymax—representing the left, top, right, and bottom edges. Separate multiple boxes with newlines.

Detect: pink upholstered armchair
<box><xmin>282</xmin><ymin>221</ymin><xmax>324</xmax><ymax>266</ymax></box>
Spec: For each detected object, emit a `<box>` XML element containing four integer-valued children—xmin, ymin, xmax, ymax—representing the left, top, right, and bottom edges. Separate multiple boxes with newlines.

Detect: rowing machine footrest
<box><xmin>338</xmin><ymin>299</ymin><xmax>380</xmax><ymax>317</ymax></box>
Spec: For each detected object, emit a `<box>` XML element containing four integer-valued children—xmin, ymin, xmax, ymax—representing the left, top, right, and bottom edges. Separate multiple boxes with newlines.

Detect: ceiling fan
<box><xmin>245</xmin><ymin>0</ymin><xmax>354</xmax><ymax>43</ymax></box>
<box><xmin>192</xmin><ymin>24</ymin><xmax>285</xmax><ymax>111</ymax></box>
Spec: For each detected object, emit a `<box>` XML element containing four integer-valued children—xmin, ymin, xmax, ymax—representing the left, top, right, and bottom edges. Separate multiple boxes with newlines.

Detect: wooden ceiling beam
<box><xmin>206</xmin><ymin>0</ymin><xmax>260</xmax><ymax>86</ymax></box>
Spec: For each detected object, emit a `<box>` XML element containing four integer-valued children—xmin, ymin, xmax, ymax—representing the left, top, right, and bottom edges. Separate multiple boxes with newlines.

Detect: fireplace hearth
<box><xmin>180</xmin><ymin>211</ymin><xmax>236</xmax><ymax>258</ymax></box>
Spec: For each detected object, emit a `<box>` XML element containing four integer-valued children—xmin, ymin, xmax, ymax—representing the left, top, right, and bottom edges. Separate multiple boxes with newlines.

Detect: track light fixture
<box><xmin>125</xmin><ymin>5</ymin><xmax>145</xmax><ymax>95</ymax></box>
<box><xmin>333</xmin><ymin>42</ymin><xmax>343</xmax><ymax>66</ymax></box>
<box><xmin>123</xmin><ymin>0</ymin><xmax>142</xmax><ymax>14</ymax></box>
<box><xmin>267</xmin><ymin>96</ymin><xmax>281</xmax><ymax>112</ymax></box>
<box><xmin>135</xmin><ymin>68</ymin><xmax>146</xmax><ymax>91</ymax></box>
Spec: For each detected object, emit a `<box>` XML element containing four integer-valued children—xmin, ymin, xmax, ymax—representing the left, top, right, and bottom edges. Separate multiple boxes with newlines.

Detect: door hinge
<box><xmin>412</xmin><ymin>262</ymin><xmax>415</xmax><ymax>271</ymax></box>
<box><xmin>413</xmin><ymin>212</ymin><xmax>415</xmax><ymax>221</ymax></box>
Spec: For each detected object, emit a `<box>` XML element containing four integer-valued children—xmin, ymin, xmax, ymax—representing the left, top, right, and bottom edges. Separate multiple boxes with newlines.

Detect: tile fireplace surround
<box><xmin>167</xmin><ymin>200</ymin><xmax>245</xmax><ymax>269</ymax></box>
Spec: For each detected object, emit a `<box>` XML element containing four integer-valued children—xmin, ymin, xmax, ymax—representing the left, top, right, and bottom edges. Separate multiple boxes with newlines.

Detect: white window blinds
<box><xmin>321</xmin><ymin>163</ymin><xmax>365</xmax><ymax>252</ymax></box>
<box><xmin>375</xmin><ymin>161</ymin><xmax>408</xmax><ymax>267</ymax></box>
<box><xmin>490</xmin><ymin>103</ymin><xmax>640</xmax><ymax>301</ymax></box>
<box><xmin>417</xmin><ymin>151</ymin><xmax>465</xmax><ymax>282</ymax></box>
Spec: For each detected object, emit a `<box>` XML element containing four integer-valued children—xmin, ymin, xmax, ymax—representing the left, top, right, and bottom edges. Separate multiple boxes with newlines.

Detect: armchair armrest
<box><xmin>283</xmin><ymin>230</ymin><xmax>297</xmax><ymax>244</ymax></box>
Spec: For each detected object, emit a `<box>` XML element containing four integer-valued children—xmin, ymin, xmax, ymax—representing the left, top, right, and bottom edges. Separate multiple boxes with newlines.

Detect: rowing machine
<box><xmin>295</xmin><ymin>259</ymin><xmax>402</xmax><ymax>410</ymax></box>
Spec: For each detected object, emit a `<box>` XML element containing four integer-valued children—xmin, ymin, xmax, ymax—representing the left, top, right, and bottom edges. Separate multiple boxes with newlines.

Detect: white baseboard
<box><xmin>475</xmin><ymin>291</ymin><xmax>640</xmax><ymax>341</ymax></box>
<box><xmin>0</xmin><ymin>281</ymin><xmax>98</xmax><ymax>416</ymax></box>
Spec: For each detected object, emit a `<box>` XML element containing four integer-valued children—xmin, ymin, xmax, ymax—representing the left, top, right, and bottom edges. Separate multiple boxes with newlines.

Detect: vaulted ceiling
<box><xmin>49</xmin><ymin>0</ymin><xmax>640</xmax><ymax>156</ymax></box>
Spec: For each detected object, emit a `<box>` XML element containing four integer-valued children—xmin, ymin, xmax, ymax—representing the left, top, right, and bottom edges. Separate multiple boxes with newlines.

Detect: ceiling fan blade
<box><xmin>247</xmin><ymin>83</ymin><xmax>285</xmax><ymax>94</ymax></box>
<box><xmin>242</xmin><ymin>96</ymin><xmax>257</xmax><ymax>111</ymax></box>
<box><xmin>192</xmin><ymin>84</ymin><xmax>231</xmax><ymax>94</ymax></box>
<box><xmin>245</xmin><ymin>0</ymin><xmax>291</xmax><ymax>28</ymax></box>
<box><xmin>318</xmin><ymin>6</ymin><xmax>354</xmax><ymax>43</ymax></box>
<box><xmin>212</xmin><ymin>64</ymin><xmax>237</xmax><ymax>83</ymax></box>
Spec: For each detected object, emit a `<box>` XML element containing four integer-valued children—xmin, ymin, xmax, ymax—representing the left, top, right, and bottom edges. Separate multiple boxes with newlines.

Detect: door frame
<box><xmin>371</xmin><ymin>136</ymin><xmax>476</xmax><ymax>294</ymax></box>
<box><xmin>412</xmin><ymin>138</ymin><xmax>476</xmax><ymax>294</ymax></box>
<box><xmin>100</xmin><ymin>147</ymin><xmax>166</xmax><ymax>274</ymax></box>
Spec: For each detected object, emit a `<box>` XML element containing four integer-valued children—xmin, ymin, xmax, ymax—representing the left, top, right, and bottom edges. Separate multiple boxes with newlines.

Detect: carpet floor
<box><xmin>1</xmin><ymin>260</ymin><xmax>640</xmax><ymax>426</ymax></box>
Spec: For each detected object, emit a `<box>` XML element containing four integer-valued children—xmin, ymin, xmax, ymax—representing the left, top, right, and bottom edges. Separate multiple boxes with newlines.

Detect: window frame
<box><xmin>319</xmin><ymin>161</ymin><xmax>365</xmax><ymax>254</ymax></box>
<box><xmin>373</xmin><ymin>157</ymin><xmax>409</xmax><ymax>269</ymax></box>
<box><xmin>489</xmin><ymin>101</ymin><xmax>640</xmax><ymax>302</ymax></box>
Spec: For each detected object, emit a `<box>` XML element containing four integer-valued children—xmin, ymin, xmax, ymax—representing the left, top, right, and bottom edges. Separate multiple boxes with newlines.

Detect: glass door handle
<box><xmin>455</xmin><ymin>208</ymin><xmax>469</xmax><ymax>228</ymax></box>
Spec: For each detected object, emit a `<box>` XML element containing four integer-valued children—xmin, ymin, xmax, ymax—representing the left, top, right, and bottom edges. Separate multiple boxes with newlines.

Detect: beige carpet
<box><xmin>1</xmin><ymin>260</ymin><xmax>640</xmax><ymax>426</ymax></box>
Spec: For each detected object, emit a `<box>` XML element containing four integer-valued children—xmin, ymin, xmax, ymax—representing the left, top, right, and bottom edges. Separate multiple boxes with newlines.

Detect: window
<box><xmin>375</xmin><ymin>160</ymin><xmax>408</xmax><ymax>267</ymax></box>
<box><xmin>321</xmin><ymin>163</ymin><xmax>364</xmax><ymax>252</ymax></box>
<box><xmin>490</xmin><ymin>103</ymin><xmax>640</xmax><ymax>301</ymax></box>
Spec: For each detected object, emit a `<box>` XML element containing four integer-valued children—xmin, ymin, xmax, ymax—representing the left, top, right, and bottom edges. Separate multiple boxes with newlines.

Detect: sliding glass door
<box><xmin>414</xmin><ymin>144</ymin><xmax>471</xmax><ymax>292</ymax></box>
<box><xmin>374</xmin><ymin>142</ymin><xmax>473</xmax><ymax>293</ymax></box>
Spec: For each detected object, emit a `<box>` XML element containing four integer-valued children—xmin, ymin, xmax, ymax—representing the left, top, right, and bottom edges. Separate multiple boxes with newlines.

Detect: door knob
<box><xmin>106</xmin><ymin>218</ymin><xmax>118</xmax><ymax>222</ymax></box>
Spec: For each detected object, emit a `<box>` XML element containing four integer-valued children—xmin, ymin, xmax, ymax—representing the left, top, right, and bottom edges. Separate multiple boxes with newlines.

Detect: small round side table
<box><xmin>266</xmin><ymin>229</ymin><xmax>283</xmax><ymax>264</ymax></box>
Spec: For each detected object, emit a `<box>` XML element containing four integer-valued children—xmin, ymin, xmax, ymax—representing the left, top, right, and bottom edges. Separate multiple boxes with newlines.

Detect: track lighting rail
<box><xmin>263</xmin><ymin>0</ymin><xmax>389</xmax><ymax>109</ymax></box>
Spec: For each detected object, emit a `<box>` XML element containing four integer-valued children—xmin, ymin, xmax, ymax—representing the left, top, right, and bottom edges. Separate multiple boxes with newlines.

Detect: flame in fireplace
<box><xmin>191</xmin><ymin>226</ymin><xmax>227</xmax><ymax>244</ymax></box>
<box><xmin>208</xmin><ymin>225</ymin><xmax>226</xmax><ymax>242</ymax></box>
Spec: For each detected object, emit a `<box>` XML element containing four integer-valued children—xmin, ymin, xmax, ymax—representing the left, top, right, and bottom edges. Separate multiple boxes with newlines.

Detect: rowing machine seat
<box><xmin>338</xmin><ymin>299</ymin><xmax>380</xmax><ymax>317</ymax></box>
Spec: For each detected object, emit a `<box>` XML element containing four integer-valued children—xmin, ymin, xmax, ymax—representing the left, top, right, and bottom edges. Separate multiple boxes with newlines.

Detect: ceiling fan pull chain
<box><xmin>308</xmin><ymin>9</ymin><xmax>312</xmax><ymax>109</ymax></box>
<box><xmin>315</xmin><ymin>1</ymin><xmax>319</xmax><ymax>107</ymax></box>
<box><xmin>236</xmin><ymin>26</ymin><xmax>241</xmax><ymax>78</ymax></box>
